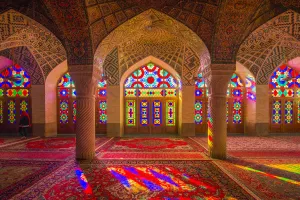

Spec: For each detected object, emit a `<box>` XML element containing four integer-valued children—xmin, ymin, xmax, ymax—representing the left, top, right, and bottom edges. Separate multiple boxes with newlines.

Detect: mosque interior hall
<box><xmin>0</xmin><ymin>0</ymin><xmax>300</xmax><ymax>199</ymax></box>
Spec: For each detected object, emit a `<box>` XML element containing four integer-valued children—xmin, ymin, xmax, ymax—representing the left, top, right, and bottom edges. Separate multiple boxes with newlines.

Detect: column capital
<box><xmin>203</xmin><ymin>64</ymin><xmax>236</xmax><ymax>96</ymax></box>
<box><xmin>69</xmin><ymin>65</ymin><xmax>100</xmax><ymax>97</ymax></box>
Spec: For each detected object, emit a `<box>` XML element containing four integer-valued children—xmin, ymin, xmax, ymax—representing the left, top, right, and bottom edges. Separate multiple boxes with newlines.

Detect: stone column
<box><xmin>180</xmin><ymin>86</ymin><xmax>195</xmax><ymax>136</ymax></box>
<box><xmin>256</xmin><ymin>84</ymin><xmax>269</xmax><ymax>136</ymax></box>
<box><xmin>70</xmin><ymin>66</ymin><xmax>98</xmax><ymax>160</ymax></box>
<box><xmin>31</xmin><ymin>85</ymin><xmax>46</xmax><ymax>137</ymax></box>
<box><xmin>203</xmin><ymin>64</ymin><xmax>235</xmax><ymax>159</ymax></box>
<box><xmin>107</xmin><ymin>85</ymin><xmax>122</xmax><ymax>137</ymax></box>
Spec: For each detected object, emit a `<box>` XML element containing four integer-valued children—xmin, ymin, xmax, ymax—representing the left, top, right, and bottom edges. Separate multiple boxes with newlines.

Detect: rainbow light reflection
<box><xmin>267</xmin><ymin>164</ymin><xmax>300</xmax><ymax>175</ymax></box>
<box><xmin>108</xmin><ymin>166</ymin><xmax>223</xmax><ymax>198</ymax></box>
<box><xmin>75</xmin><ymin>168</ymin><xmax>93</xmax><ymax>194</ymax></box>
<box><xmin>236</xmin><ymin>165</ymin><xmax>300</xmax><ymax>186</ymax></box>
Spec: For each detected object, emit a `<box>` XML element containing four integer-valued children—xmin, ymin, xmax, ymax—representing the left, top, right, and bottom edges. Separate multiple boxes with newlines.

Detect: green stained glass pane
<box><xmin>8</xmin><ymin>100</ymin><xmax>16</xmax><ymax>124</ymax></box>
<box><xmin>166</xmin><ymin>100</ymin><xmax>176</xmax><ymax>126</ymax></box>
<box><xmin>0</xmin><ymin>100</ymin><xmax>3</xmax><ymax>123</ymax></box>
<box><xmin>0</xmin><ymin>89</ymin><xmax>3</xmax><ymax>97</ymax></box>
<box><xmin>284</xmin><ymin>100</ymin><xmax>293</xmax><ymax>124</ymax></box>
<box><xmin>126</xmin><ymin>100</ymin><xmax>135</xmax><ymax>126</ymax></box>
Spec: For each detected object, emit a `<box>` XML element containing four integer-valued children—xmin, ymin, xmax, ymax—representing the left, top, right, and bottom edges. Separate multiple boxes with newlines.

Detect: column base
<box><xmin>209</xmin><ymin>150</ymin><xmax>227</xmax><ymax>160</ymax></box>
<box><xmin>256</xmin><ymin>123</ymin><xmax>269</xmax><ymax>136</ymax></box>
<box><xmin>76</xmin><ymin>151</ymin><xmax>95</xmax><ymax>160</ymax></box>
<box><xmin>180</xmin><ymin>123</ymin><xmax>195</xmax><ymax>136</ymax></box>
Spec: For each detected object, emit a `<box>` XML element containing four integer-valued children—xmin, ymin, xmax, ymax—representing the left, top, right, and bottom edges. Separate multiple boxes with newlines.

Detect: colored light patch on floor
<box><xmin>236</xmin><ymin>165</ymin><xmax>300</xmax><ymax>186</ymax></box>
<box><xmin>108</xmin><ymin>166</ymin><xmax>225</xmax><ymax>198</ymax></box>
<box><xmin>267</xmin><ymin>164</ymin><xmax>300</xmax><ymax>175</ymax></box>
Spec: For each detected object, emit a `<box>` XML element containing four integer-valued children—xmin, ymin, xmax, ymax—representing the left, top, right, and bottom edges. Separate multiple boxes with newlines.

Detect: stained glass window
<box><xmin>57</xmin><ymin>73</ymin><xmax>76</xmax><ymax>133</ymax></box>
<box><xmin>126</xmin><ymin>100</ymin><xmax>136</xmax><ymax>126</ymax></box>
<box><xmin>227</xmin><ymin>73</ymin><xmax>243</xmax><ymax>125</ymax></box>
<box><xmin>245</xmin><ymin>75</ymin><xmax>256</xmax><ymax>101</ymax></box>
<box><xmin>124</xmin><ymin>63</ymin><xmax>179</xmax><ymax>130</ymax></box>
<box><xmin>153</xmin><ymin>100</ymin><xmax>162</xmax><ymax>126</ymax></box>
<box><xmin>269</xmin><ymin>65</ymin><xmax>300</xmax><ymax>130</ymax></box>
<box><xmin>0</xmin><ymin>65</ymin><xmax>31</xmax><ymax>132</ymax></box>
<box><xmin>125</xmin><ymin>63</ymin><xmax>178</xmax><ymax>89</ymax></box>
<box><xmin>97</xmin><ymin>79</ymin><xmax>107</xmax><ymax>125</ymax></box>
<box><xmin>195</xmin><ymin>73</ymin><xmax>208</xmax><ymax>129</ymax></box>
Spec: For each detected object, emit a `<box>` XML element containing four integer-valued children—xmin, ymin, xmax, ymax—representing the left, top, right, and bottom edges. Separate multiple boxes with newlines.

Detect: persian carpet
<box><xmin>1</xmin><ymin>137</ymin><xmax>111</xmax><ymax>152</ymax></box>
<box><xmin>97</xmin><ymin>152</ymin><xmax>207</xmax><ymax>160</ymax></box>
<box><xmin>97</xmin><ymin>137</ymin><xmax>205</xmax><ymax>153</ymax></box>
<box><xmin>0</xmin><ymin>160</ymin><xmax>64</xmax><ymax>200</ymax></box>
<box><xmin>11</xmin><ymin>160</ymin><xmax>255</xmax><ymax>200</ymax></box>
<box><xmin>215</xmin><ymin>158</ymin><xmax>300</xmax><ymax>200</ymax></box>
<box><xmin>0</xmin><ymin>151</ymin><xmax>73</xmax><ymax>161</ymax></box>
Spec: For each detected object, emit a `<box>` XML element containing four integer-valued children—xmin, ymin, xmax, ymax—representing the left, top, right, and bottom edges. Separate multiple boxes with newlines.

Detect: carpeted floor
<box><xmin>0</xmin><ymin>135</ymin><xmax>299</xmax><ymax>199</ymax></box>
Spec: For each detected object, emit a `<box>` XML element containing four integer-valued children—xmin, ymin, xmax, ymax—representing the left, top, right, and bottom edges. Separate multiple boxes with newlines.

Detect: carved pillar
<box><xmin>180</xmin><ymin>86</ymin><xmax>195</xmax><ymax>136</ymax></box>
<box><xmin>203</xmin><ymin>64</ymin><xmax>235</xmax><ymax>159</ymax></box>
<box><xmin>70</xmin><ymin>66</ymin><xmax>99</xmax><ymax>160</ymax></box>
<box><xmin>256</xmin><ymin>84</ymin><xmax>269</xmax><ymax>136</ymax></box>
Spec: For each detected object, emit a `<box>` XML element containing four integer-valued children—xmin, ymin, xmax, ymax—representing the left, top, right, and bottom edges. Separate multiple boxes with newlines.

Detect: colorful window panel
<box><xmin>0</xmin><ymin>100</ymin><xmax>3</xmax><ymax>123</ymax></box>
<box><xmin>284</xmin><ymin>100</ymin><xmax>293</xmax><ymax>124</ymax></box>
<box><xmin>6</xmin><ymin>89</ymin><xmax>30</xmax><ymax>97</ymax></box>
<box><xmin>166</xmin><ymin>100</ymin><xmax>176</xmax><ymax>126</ymax></box>
<box><xmin>0</xmin><ymin>64</ymin><xmax>31</xmax><ymax>88</ymax></box>
<box><xmin>194</xmin><ymin>100</ymin><xmax>203</xmax><ymax>124</ymax></box>
<box><xmin>195</xmin><ymin>73</ymin><xmax>206</xmax><ymax>88</ymax></box>
<box><xmin>272</xmin><ymin>89</ymin><xmax>294</xmax><ymax>97</ymax></box>
<box><xmin>125</xmin><ymin>89</ymin><xmax>137</xmax><ymax>97</ymax></box>
<box><xmin>0</xmin><ymin>89</ymin><xmax>3</xmax><ymax>97</ymax></box>
<box><xmin>99</xmin><ymin>100</ymin><xmax>107</xmax><ymax>124</ymax></box>
<box><xmin>272</xmin><ymin>100</ymin><xmax>281</xmax><ymax>124</ymax></box>
<box><xmin>73</xmin><ymin>100</ymin><xmax>76</xmax><ymax>123</ymax></box>
<box><xmin>59</xmin><ymin>88</ymin><xmax>69</xmax><ymax>98</ymax></box>
<box><xmin>226</xmin><ymin>101</ymin><xmax>228</xmax><ymax>124</ymax></box>
<box><xmin>124</xmin><ymin>63</ymin><xmax>178</xmax><ymax>89</ymax></box>
<box><xmin>165</xmin><ymin>89</ymin><xmax>177</xmax><ymax>97</ymax></box>
<box><xmin>229</xmin><ymin>73</ymin><xmax>243</xmax><ymax>88</ymax></box>
<box><xmin>195</xmin><ymin>89</ymin><xmax>205</xmax><ymax>97</ymax></box>
<box><xmin>126</xmin><ymin>100</ymin><xmax>136</xmax><ymax>126</ymax></box>
<box><xmin>139</xmin><ymin>89</ymin><xmax>164</xmax><ymax>97</ymax></box>
<box><xmin>270</xmin><ymin>65</ymin><xmax>299</xmax><ymax>89</ymax></box>
<box><xmin>232</xmin><ymin>99</ymin><xmax>242</xmax><ymax>124</ymax></box>
<box><xmin>8</xmin><ymin>100</ymin><xmax>16</xmax><ymax>124</ymax></box>
<box><xmin>232</xmin><ymin>88</ymin><xmax>243</xmax><ymax>98</ymax></box>
<box><xmin>59</xmin><ymin>99</ymin><xmax>69</xmax><ymax>124</ymax></box>
<box><xmin>153</xmin><ymin>100</ymin><xmax>162</xmax><ymax>126</ymax></box>
<box><xmin>20</xmin><ymin>100</ymin><xmax>28</xmax><ymax>113</ymax></box>
<box><xmin>140</xmin><ymin>100</ymin><xmax>149</xmax><ymax>126</ymax></box>
<box><xmin>58</xmin><ymin>73</ymin><xmax>74</xmax><ymax>88</ymax></box>
<box><xmin>98</xmin><ymin>79</ymin><xmax>107</xmax><ymax>88</ymax></box>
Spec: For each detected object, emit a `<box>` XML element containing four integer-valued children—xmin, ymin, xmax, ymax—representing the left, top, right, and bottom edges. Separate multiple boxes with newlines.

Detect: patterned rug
<box><xmin>97</xmin><ymin>138</ymin><xmax>205</xmax><ymax>153</ymax></box>
<box><xmin>216</xmin><ymin>158</ymin><xmax>300</xmax><ymax>200</ymax></box>
<box><xmin>0</xmin><ymin>151</ymin><xmax>73</xmax><ymax>161</ymax></box>
<box><xmin>191</xmin><ymin>136</ymin><xmax>300</xmax><ymax>152</ymax></box>
<box><xmin>1</xmin><ymin>137</ymin><xmax>110</xmax><ymax>152</ymax></box>
<box><xmin>97</xmin><ymin>152</ymin><xmax>207</xmax><ymax>160</ymax></box>
<box><xmin>11</xmin><ymin>160</ymin><xmax>255</xmax><ymax>200</ymax></box>
<box><xmin>0</xmin><ymin>160</ymin><xmax>64</xmax><ymax>200</ymax></box>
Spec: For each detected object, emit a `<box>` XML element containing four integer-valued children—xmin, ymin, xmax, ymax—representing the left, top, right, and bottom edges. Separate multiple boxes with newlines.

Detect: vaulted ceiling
<box><xmin>1</xmin><ymin>0</ymin><xmax>298</xmax><ymax>65</ymax></box>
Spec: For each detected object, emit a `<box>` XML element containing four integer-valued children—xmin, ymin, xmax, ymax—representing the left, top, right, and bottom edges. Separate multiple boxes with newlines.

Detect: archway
<box><xmin>0</xmin><ymin>64</ymin><xmax>31</xmax><ymax>135</ymax></box>
<box><xmin>120</xmin><ymin>57</ymin><xmax>182</xmax><ymax>135</ymax></box>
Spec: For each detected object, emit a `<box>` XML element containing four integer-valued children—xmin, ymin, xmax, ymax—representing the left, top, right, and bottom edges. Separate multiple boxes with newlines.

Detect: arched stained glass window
<box><xmin>0</xmin><ymin>64</ymin><xmax>31</xmax><ymax>134</ymax></box>
<box><xmin>124</xmin><ymin>63</ymin><xmax>179</xmax><ymax>135</ymax></box>
<box><xmin>195</xmin><ymin>73</ymin><xmax>208</xmax><ymax>133</ymax></box>
<box><xmin>269</xmin><ymin>65</ymin><xmax>300</xmax><ymax>132</ymax></box>
<box><xmin>96</xmin><ymin>79</ymin><xmax>107</xmax><ymax>133</ymax></box>
<box><xmin>57</xmin><ymin>73</ymin><xmax>76</xmax><ymax>133</ymax></box>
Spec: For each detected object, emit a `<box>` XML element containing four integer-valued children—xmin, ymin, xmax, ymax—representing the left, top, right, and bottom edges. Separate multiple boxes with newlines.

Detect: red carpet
<box><xmin>229</xmin><ymin>151</ymin><xmax>300</xmax><ymax>158</ymax></box>
<box><xmin>26</xmin><ymin>138</ymin><xmax>75</xmax><ymax>149</ymax></box>
<box><xmin>98</xmin><ymin>138</ymin><xmax>205</xmax><ymax>153</ymax></box>
<box><xmin>12</xmin><ymin>160</ymin><xmax>255</xmax><ymax>200</ymax></box>
<box><xmin>0</xmin><ymin>152</ymin><xmax>72</xmax><ymax>160</ymax></box>
<box><xmin>217</xmin><ymin>158</ymin><xmax>300</xmax><ymax>200</ymax></box>
<box><xmin>97</xmin><ymin>152</ymin><xmax>207</xmax><ymax>160</ymax></box>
